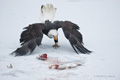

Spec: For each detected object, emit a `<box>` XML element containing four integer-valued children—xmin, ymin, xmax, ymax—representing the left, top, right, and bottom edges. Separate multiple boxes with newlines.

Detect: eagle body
<box><xmin>11</xmin><ymin>4</ymin><xmax>92</xmax><ymax>56</ymax></box>
<box><xmin>42</xmin><ymin>20</ymin><xmax>59</xmax><ymax>38</ymax></box>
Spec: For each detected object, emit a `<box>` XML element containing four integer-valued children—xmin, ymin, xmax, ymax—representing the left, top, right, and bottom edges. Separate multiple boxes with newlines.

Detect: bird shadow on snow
<box><xmin>31</xmin><ymin>43</ymin><xmax>78</xmax><ymax>56</ymax></box>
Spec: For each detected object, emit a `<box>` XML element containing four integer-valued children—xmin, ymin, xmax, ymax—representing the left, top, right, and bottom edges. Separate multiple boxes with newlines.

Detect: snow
<box><xmin>0</xmin><ymin>0</ymin><xmax>120</xmax><ymax>80</ymax></box>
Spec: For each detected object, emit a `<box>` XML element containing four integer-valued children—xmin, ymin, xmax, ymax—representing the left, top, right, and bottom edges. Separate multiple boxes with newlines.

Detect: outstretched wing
<box><xmin>54</xmin><ymin>21</ymin><xmax>92</xmax><ymax>54</ymax></box>
<box><xmin>11</xmin><ymin>23</ymin><xmax>45</xmax><ymax>56</ymax></box>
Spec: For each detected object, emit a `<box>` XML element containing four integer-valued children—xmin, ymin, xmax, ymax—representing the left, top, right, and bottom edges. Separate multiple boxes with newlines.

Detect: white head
<box><xmin>48</xmin><ymin>29</ymin><xmax>58</xmax><ymax>38</ymax></box>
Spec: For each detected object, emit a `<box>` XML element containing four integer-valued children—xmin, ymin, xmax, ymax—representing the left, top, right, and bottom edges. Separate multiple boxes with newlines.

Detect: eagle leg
<box><xmin>52</xmin><ymin>43</ymin><xmax>60</xmax><ymax>48</ymax></box>
<box><xmin>52</xmin><ymin>36</ymin><xmax>60</xmax><ymax>48</ymax></box>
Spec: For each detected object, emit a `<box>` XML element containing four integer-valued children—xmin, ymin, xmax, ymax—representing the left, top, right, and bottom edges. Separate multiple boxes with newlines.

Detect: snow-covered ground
<box><xmin>0</xmin><ymin>0</ymin><xmax>120</xmax><ymax>80</ymax></box>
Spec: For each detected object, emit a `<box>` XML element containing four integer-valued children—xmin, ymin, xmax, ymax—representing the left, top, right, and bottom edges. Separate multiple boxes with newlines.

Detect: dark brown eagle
<box><xmin>11</xmin><ymin>4</ymin><xmax>92</xmax><ymax>56</ymax></box>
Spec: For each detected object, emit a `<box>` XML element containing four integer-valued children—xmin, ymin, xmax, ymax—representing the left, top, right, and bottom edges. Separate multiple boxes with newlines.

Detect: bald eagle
<box><xmin>11</xmin><ymin>4</ymin><xmax>92</xmax><ymax>56</ymax></box>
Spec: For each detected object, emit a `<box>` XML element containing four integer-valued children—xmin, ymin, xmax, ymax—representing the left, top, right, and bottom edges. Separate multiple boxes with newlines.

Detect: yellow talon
<box><xmin>52</xmin><ymin>43</ymin><xmax>60</xmax><ymax>48</ymax></box>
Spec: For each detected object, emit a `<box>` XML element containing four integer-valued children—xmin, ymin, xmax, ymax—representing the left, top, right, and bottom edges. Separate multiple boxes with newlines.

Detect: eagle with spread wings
<box><xmin>11</xmin><ymin>4</ymin><xmax>92</xmax><ymax>56</ymax></box>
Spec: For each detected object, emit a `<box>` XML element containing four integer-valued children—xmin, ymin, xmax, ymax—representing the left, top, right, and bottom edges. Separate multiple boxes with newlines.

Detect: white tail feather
<box><xmin>40</xmin><ymin>4</ymin><xmax>57</xmax><ymax>23</ymax></box>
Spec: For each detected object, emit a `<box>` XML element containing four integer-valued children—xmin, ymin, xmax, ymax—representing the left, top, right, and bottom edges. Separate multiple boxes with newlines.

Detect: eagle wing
<box><xmin>12</xmin><ymin>23</ymin><xmax>44</xmax><ymax>56</ymax></box>
<box><xmin>54</xmin><ymin>21</ymin><xmax>91</xmax><ymax>54</ymax></box>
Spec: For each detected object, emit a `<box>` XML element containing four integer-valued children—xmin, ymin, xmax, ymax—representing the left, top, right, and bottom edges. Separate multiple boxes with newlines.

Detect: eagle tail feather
<box><xmin>40</xmin><ymin>4</ymin><xmax>57</xmax><ymax>23</ymax></box>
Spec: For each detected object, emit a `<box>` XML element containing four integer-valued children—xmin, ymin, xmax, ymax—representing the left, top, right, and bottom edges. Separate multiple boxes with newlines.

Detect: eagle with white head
<box><xmin>11</xmin><ymin>4</ymin><xmax>92</xmax><ymax>56</ymax></box>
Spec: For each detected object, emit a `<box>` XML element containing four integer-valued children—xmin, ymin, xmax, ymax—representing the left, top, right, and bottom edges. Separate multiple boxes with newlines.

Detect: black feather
<box><xmin>12</xmin><ymin>23</ymin><xmax>44</xmax><ymax>56</ymax></box>
<box><xmin>11</xmin><ymin>20</ymin><xmax>91</xmax><ymax>56</ymax></box>
<box><xmin>61</xmin><ymin>21</ymin><xmax>92</xmax><ymax>54</ymax></box>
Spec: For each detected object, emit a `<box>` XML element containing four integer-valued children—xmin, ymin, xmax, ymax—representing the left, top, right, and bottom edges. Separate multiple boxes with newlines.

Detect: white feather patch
<box><xmin>48</xmin><ymin>29</ymin><xmax>58</xmax><ymax>38</ymax></box>
<box><xmin>40</xmin><ymin>4</ymin><xmax>57</xmax><ymax>23</ymax></box>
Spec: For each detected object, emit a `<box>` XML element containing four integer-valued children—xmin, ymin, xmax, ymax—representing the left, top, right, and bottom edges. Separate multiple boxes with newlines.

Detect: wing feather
<box><xmin>61</xmin><ymin>21</ymin><xmax>91</xmax><ymax>54</ymax></box>
<box><xmin>11</xmin><ymin>23</ymin><xmax>44</xmax><ymax>56</ymax></box>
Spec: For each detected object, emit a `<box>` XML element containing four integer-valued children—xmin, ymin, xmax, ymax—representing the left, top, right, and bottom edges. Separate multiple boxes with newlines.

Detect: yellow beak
<box><xmin>54</xmin><ymin>36</ymin><xmax>58</xmax><ymax>40</ymax></box>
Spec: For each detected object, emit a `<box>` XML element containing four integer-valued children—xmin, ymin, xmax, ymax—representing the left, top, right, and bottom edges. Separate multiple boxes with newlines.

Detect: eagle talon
<box><xmin>52</xmin><ymin>43</ymin><xmax>60</xmax><ymax>48</ymax></box>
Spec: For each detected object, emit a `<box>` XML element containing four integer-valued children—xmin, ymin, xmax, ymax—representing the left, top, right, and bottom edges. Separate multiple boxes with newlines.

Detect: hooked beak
<box><xmin>54</xmin><ymin>36</ymin><xmax>58</xmax><ymax>40</ymax></box>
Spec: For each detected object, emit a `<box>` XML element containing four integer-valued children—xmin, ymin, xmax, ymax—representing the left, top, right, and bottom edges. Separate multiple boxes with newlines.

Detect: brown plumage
<box><xmin>11</xmin><ymin>4</ymin><xmax>91</xmax><ymax>56</ymax></box>
<box><xmin>11</xmin><ymin>20</ymin><xmax>91</xmax><ymax>56</ymax></box>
